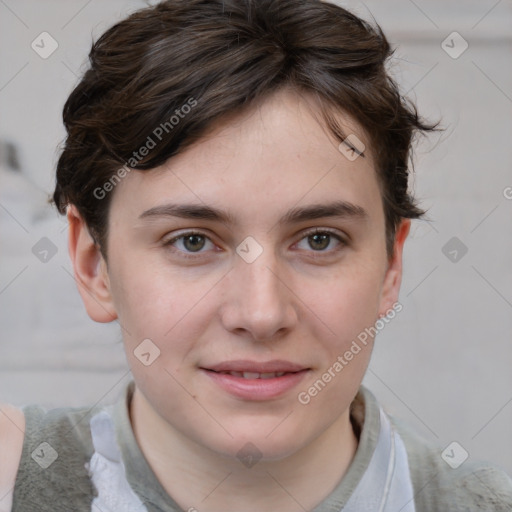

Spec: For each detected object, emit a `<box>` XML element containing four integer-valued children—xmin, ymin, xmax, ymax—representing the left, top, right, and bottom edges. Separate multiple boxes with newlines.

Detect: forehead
<box><xmin>109</xmin><ymin>89</ymin><xmax>382</xmax><ymax>226</ymax></box>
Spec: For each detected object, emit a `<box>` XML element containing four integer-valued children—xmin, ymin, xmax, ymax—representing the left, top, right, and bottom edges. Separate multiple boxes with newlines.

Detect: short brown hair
<box><xmin>53</xmin><ymin>0</ymin><xmax>436</xmax><ymax>259</ymax></box>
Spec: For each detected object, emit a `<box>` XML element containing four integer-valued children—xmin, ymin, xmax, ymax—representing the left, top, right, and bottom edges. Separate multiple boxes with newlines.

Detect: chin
<box><xmin>200</xmin><ymin>423</ymin><xmax>311</xmax><ymax>463</ymax></box>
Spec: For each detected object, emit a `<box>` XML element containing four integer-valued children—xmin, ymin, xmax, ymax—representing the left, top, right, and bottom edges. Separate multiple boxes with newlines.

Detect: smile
<box><xmin>200</xmin><ymin>361</ymin><xmax>310</xmax><ymax>400</ymax></box>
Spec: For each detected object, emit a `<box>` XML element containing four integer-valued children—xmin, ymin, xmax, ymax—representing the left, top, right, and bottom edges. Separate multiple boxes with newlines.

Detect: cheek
<box><xmin>108</xmin><ymin>259</ymin><xmax>215</xmax><ymax>358</ymax></box>
<box><xmin>295</xmin><ymin>272</ymin><xmax>382</xmax><ymax>415</ymax></box>
<box><xmin>306</xmin><ymin>263</ymin><xmax>385</xmax><ymax>349</ymax></box>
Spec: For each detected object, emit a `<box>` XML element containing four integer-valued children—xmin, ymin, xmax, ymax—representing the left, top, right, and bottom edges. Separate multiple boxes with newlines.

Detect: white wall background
<box><xmin>0</xmin><ymin>0</ymin><xmax>511</xmax><ymax>477</ymax></box>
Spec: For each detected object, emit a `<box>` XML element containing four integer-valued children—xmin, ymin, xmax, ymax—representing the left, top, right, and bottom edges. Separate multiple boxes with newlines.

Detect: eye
<box><xmin>164</xmin><ymin>231</ymin><xmax>216</xmax><ymax>255</ymax></box>
<box><xmin>295</xmin><ymin>229</ymin><xmax>346</xmax><ymax>253</ymax></box>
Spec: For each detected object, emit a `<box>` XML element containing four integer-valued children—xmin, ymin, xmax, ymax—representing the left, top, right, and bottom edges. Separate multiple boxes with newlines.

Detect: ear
<box><xmin>377</xmin><ymin>219</ymin><xmax>411</xmax><ymax>317</ymax></box>
<box><xmin>66</xmin><ymin>204</ymin><xmax>117</xmax><ymax>322</ymax></box>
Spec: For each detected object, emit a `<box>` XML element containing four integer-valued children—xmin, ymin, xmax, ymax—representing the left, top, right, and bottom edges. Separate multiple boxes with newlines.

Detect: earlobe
<box><xmin>378</xmin><ymin>219</ymin><xmax>411</xmax><ymax>317</ymax></box>
<box><xmin>66</xmin><ymin>205</ymin><xmax>117</xmax><ymax>323</ymax></box>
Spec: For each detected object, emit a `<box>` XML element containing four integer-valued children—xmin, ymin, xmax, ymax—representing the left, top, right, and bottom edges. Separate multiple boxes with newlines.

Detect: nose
<box><xmin>219</xmin><ymin>248</ymin><xmax>298</xmax><ymax>342</ymax></box>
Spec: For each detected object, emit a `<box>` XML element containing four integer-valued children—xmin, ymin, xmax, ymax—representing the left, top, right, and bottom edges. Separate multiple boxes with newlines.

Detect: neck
<box><xmin>130</xmin><ymin>389</ymin><xmax>358</xmax><ymax>512</ymax></box>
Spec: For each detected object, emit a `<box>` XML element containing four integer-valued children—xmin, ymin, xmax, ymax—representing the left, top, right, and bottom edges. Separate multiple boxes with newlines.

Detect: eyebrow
<box><xmin>139</xmin><ymin>200</ymin><xmax>368</xmax><ymax>226</ymax></box>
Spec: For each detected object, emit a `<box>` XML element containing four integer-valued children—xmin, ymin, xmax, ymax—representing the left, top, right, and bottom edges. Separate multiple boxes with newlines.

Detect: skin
<box><xmin>66</xmin><ymin>88</ymin><xmax>410</xmax><ymax>512</ymax></box>
<box><xmin>0</xmin><ymin>405</ymin><xmax>24</xmax><ymax>512</ymax></box>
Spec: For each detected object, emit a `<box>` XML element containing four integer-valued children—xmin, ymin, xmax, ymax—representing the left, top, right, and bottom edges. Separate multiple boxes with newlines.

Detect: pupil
<box><xmin>184</xmin><ymin>235</ymin><xmax>205</xmax><ymax>252</ymax></box>
<box><xmin>309</xmin><ymin>233</ymin><xmax>329</xmax><ymax>250</ymax></box>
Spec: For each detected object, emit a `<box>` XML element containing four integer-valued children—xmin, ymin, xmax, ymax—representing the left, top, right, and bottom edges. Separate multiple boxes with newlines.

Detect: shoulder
<box><xmin>0</xmin><ymin>403</ymin><xmax>25</xmax><ymax>512</ymax></box>
<box><xmin>8</xmin><ymin>401</ymin><xmax>100</xmax><ymax>511</ymax></box>
<box><xmin>389</xmin><ymin>414</ymin><xmax>512</xmax><ymax>512</ymax></box>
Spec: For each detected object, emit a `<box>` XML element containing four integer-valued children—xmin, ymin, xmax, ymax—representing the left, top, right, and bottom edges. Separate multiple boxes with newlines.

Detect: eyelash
<box><xmin>163</xmin><ymin>228</ymin><xmax>347</xmax><ymax>260</ymax></box>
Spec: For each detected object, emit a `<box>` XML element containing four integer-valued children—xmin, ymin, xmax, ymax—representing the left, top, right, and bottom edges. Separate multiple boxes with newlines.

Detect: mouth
<box><xmin>202</xmin><ymin>359</ymin><xmax>308</xmax><ymax>374</ymax></box>
<box><xmin>206</xmin><ymin>370</ymin><xmax>293</xmax><ymax>379</ymax></box>
<box><xmin>200</xmin><ymin>360</ymin><xmax>310</xmax><ymax>400</ymax></box>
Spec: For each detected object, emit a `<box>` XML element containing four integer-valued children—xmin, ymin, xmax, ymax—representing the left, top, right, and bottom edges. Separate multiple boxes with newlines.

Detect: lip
<box><xmin>204</xmin><ymin>359</ymin><xmax>306</xmax><ymax>374</ymax></box>
<box><xmin>200</xmin><ymin>360</ymin><xmax>310</xmax><ymax>401</ymax></box>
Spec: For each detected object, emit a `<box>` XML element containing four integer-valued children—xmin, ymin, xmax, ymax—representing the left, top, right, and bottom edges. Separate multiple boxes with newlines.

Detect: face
<box><xmin>71</xmin><ymin>88</ymin><xmax>409</xmax><ymax>460</ymax></box>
